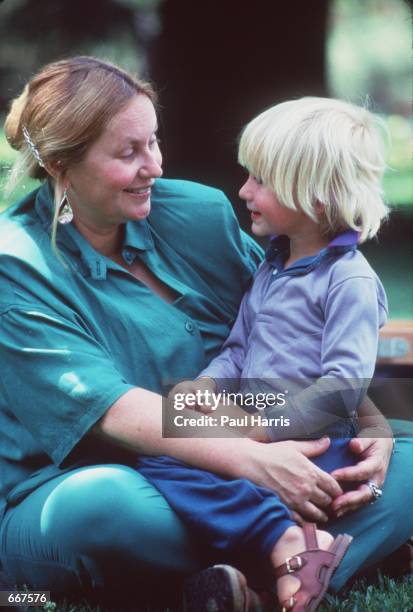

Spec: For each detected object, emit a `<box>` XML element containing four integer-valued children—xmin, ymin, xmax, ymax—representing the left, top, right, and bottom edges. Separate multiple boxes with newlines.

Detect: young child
<box><xmin>181</xmin><ymin>96</ymin><xmax>389</xmax><ymax>471</ymax></box>
<box><xmin>137</xmin><ymin>97</ymin><xmax>389</xmax><ymax>612</ymax></box>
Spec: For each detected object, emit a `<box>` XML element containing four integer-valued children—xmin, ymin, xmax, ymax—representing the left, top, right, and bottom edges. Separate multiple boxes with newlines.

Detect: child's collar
<box><xmin>265</xmin><ymin>230</ymin><xmax>360</xmax><ymax>262</ymax></box>
<box><xmin>264</xmin><ymin>230</ymin><xmax>360</xmax><ymax>279</ymax></box>
<box><xmin>327</xmin><ymin>230</ymin><xmax>361</xmax><ymax>248</ymax></box>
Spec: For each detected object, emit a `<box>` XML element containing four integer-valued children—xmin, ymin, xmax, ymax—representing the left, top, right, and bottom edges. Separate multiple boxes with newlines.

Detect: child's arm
<box><xmin>357</xmin><ymin>394</ymin><xmax>393</xmax><ymax>437</ymax></box>
<box><xmin>170</xmin><ymin>377</ymin><xmax>217</xmax><ymax>413</ymax></box>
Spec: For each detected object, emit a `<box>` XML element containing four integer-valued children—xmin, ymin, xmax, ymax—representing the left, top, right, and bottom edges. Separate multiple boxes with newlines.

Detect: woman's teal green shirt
<box><xmin>0</xmin><ymin>179</ymin><xmax>263</xmax><ymax>521</ymax></box>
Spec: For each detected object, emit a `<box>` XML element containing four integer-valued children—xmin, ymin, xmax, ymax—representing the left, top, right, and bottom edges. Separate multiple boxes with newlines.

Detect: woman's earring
<box><xmin>57</xmin><ymin>189</ymin><xmax>73</xmax><ymax>224</ymax></box>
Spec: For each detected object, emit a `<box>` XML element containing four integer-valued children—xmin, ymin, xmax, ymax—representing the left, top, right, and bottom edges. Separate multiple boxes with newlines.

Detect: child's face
<box><xmin>239</xmin><ymin>174</ymin><xmax>305</xmax><ymax>238</ymax></box>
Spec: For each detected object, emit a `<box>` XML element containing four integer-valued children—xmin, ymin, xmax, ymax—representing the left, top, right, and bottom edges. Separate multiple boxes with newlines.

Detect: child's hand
<box><xmin>248</xmin><ymin>423</ymin><xmax>271</xmax><ymax>443</ymax></box>
<box><xmin>170</xmin><ymin>377</ymin><xmax>217</xmax><ymax>413</ymax></box>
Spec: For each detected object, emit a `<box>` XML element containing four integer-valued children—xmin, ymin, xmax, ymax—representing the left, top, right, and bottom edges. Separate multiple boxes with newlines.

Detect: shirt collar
<box><xmin>327</xmin><ymin>230</ymin><xmax>360</xmax><ymax>248</ymax></box>
<box><xmin>34</xmin><ymin>181</ymin><xmax>154</xmax><ymax>279</ymax></box>
<box><xmin>265</xmin><ymin>230</ymin><xmax>359</xmax><ymax>274</ymax></box>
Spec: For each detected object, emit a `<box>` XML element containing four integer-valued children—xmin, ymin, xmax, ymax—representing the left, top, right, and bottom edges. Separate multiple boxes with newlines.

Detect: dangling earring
<box><xmin>57</xmin><ymin>189</ymin><xmax>73</xmax><ymax>224</ymax></box>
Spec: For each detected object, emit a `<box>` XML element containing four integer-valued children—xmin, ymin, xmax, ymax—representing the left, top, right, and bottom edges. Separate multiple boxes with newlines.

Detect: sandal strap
<box><xmin>303</xmin><ymin>522</ymin><xmax>318</xmax><ymax>549</ymax></box>
<box><xmin>275</xmin><ymin>548</ymin><xmax>334</xmax><ymax>579</ymax></box>
<box><xmin>275</xmin><ymin>554</ymin><xmax>307</xmax><ymax>579</ymax></box>
<box><xmin>274</xmin><ymin>524</ymin><xmax>322</xmax><ymax>580</ymax></box>
<box><xmin>275</xmin><ymin>532</ymin><xmax>353</xmax><ymax>611</ymax></box>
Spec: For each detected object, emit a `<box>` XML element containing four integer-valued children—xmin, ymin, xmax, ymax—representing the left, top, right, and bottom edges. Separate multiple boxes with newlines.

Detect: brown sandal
<box><xmin>275</xmin><ymin>523</ymin><xmax>353</xmax><ymax>612</ymax></box>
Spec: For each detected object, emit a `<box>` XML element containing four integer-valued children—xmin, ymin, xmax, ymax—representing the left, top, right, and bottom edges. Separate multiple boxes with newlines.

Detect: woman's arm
<box><xmin>92</xmin><ymin>386</ymin><xmax>344</xmax><ymax>522</ymax></box>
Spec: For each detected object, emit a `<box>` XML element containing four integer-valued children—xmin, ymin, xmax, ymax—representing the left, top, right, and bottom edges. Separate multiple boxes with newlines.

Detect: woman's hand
<box><xmin>240</xmin><ymin>437</ymin><xmax>343</xmax><ymax>523</ymax></box>
<box><xmin>329</xmin><ymin>433</ymin><xmax>393</xmax><ymax>517</ymax></box>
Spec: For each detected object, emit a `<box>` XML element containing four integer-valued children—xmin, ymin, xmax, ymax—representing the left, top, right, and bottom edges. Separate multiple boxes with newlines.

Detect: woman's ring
<box><xmin>367</xmin><ymin>481</ymin><xmax>383</xmax><ymax>503</ymax></box>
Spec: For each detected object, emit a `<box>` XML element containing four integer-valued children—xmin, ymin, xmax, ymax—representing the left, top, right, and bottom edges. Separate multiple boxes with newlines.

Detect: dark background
<box><xmin>0</xmin><ymin>0</ymin><xmax>331</xmax><ymax>224</ymax></box>
<box><xmin>0</xmin><ymin>0</ymin><xmax>411</xmax><ymax>331</ymax></box>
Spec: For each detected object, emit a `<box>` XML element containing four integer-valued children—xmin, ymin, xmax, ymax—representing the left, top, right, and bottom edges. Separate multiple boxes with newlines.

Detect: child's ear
<box><xmin>314</xmin><ymin>201</ymin><xmax>325</xmax><ymax>217</ymax></box>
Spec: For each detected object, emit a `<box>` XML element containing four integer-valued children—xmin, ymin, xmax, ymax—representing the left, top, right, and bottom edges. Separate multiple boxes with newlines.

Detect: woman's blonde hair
<box><xmin>4</xmin><ymin>56</ymin><xmax>156</xmax><ymax>251</ymax></box>
<box><xmin>238</xmin><ymin>97</ymin><xmax>389</xmax><ymax>242</ymax></box>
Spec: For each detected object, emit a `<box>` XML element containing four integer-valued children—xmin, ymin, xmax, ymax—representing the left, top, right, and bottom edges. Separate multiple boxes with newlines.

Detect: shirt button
<box><xmin>185</xmin><ymin>321</ymin><xmax>195</xmax><ymax>334</ymax></box>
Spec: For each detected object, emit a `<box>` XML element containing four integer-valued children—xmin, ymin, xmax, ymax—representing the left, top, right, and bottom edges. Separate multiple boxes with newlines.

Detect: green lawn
<box><xmin>321</xmin><ymin>575</ymin><xmax>413</xmax><ymax>611</ymax></box>
<box><xmin>18</xmin><ymin>574</ymin><xmax>413</xmax><ymax>611</ymax></box>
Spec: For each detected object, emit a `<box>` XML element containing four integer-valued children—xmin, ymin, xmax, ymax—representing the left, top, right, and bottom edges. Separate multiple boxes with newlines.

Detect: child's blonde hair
<box><xmin>238</xmin><ymin>97</ymin><xmax>389</xmax><ymax>242</ymax></box>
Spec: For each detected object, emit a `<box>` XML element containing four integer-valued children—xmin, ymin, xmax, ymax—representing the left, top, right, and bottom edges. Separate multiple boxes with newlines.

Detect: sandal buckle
<box><xmin>285</xmin><ymin>555</ymin><xmax>302</xmax><ymax>573</ymax></box>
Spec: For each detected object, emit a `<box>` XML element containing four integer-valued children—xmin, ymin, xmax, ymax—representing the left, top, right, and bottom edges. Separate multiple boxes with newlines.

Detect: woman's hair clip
<box><xmin>22</xmin><ymin>126</ymin><xmax>45</xmax><ymax>168</ymax></box>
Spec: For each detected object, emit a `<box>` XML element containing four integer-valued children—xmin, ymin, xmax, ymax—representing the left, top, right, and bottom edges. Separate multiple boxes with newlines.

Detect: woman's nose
<box><xmin>139</xmin><ymin>154</ymin><xmax>163</xmax><ymax>179</ymax></box>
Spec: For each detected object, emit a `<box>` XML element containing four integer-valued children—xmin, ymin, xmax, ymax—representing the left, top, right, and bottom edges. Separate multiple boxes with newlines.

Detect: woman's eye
<box><xmin>120</xmin><ymin>150</ymin><xmax>135</xmax><ymax>159</ymax></box>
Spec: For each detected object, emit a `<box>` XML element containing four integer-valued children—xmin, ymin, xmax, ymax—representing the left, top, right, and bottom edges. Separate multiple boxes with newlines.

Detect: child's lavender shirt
<box><xmin>200</xmin><ymin>231</ymin><xmax>388</xmax><ymax>439</ymax></box>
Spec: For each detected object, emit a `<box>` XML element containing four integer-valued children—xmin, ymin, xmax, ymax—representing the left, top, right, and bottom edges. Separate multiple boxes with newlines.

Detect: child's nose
<box><xmin>238</xmin><ymin>180</ymin><xmax>250</xmax><ymax>201</ymax></box>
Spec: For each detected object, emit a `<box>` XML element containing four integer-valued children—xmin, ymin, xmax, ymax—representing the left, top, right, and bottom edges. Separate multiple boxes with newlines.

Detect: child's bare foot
<box><xmin>270</xmin><ymin>523</ymin><xmax>352</xmax><ymax>611</ymax></box>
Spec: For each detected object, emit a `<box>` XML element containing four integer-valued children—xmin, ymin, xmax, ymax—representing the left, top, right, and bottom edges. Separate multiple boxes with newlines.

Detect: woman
<box><xmin>0</xmin><ymin>56</ymin><xmax>411</xmax><ymax>609</ymax></box>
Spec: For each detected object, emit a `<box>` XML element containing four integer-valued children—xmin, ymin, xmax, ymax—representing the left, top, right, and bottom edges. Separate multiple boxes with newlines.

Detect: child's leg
<box><xmin>137</xmin><ymin>455</ymin><xmax>294</xmax><ymax>556</ymax></box>
<box><xmin>311</xmin><ymin>437</ymin><xmax>357</xmax><ymax>473</ymax></box>
<box><xmin>138</xmin><ymin>456</ymin><xmax>352</xmax><ymax>610</ymax></box>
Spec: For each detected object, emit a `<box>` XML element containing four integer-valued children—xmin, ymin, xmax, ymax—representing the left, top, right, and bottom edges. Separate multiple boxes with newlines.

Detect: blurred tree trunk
<box><xmin>0</xmin><ymin>0</ymin><xmax>135</xmax><ymax>109</ymax></box>
<box><xmin>149</xmin><ymin>0</ymin><xmax>329</xmax><ymax>224</ymax></box>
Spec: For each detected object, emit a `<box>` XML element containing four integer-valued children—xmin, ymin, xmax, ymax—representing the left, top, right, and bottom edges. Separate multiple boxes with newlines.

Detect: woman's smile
<box><xmin>123</xmin><ymin>184</ymin><xmax>153</xmax><ymax>196</ymax></box>
<box><xmin>123</xmin><ymin>183</ymin><xmax>153</xmax><ymax>204</ymax></box>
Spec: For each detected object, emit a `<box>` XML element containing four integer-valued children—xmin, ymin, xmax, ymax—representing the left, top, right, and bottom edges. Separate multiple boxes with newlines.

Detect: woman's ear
<box><xmin>44</xmin><ymin>161</ymin><xmax>66</xmax><ymax>181</ymax></box>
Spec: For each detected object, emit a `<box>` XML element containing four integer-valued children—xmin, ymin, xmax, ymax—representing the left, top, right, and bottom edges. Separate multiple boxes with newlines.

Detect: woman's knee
<box><xmin>40</xmin><ymin>466</ymin><xmax>174</xmax><ymax>548</ymax></box>
<box><xmin>38</xmin><ymin>465</ymin><xmax>199</xmax><ymax>571</ymax></box>
<box><xmin>1</xmin><ymin>465</ymin><xmax>200</xmax><ymax>593</ymax></box>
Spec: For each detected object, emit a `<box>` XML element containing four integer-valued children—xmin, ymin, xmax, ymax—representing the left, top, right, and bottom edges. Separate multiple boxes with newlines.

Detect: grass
<box><xmin>38</xmin><ymin>602</ymin><xmax>170</xmax><ymax>612</ymax></box>
<box><xmin>16</xmin><ymin>573</ymin><xmax>413</xmax><ymax>611</ymax></box>
<box><xmin>320</xmin><ymin>574</ymin><xmax>413</xmax><ymax>611</ymax></box>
